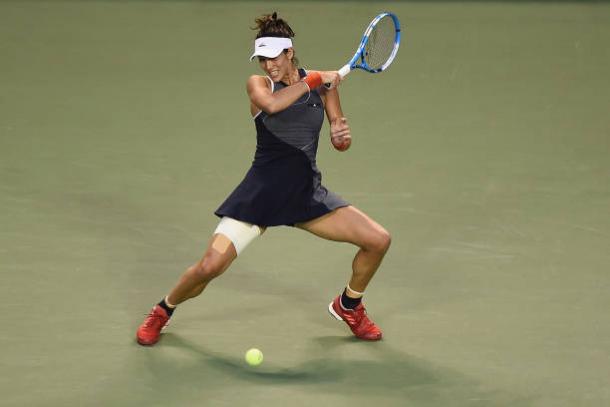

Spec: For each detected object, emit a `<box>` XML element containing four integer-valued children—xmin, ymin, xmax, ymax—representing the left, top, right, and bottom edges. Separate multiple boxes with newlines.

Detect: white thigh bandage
<box><xmin>214</xmin><ymin>217</ymin><xmax>262</xmax><ymax>255</ymax></box>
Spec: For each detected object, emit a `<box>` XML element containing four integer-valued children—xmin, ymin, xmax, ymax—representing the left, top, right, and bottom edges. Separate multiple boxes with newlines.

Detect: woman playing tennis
<box><xmin>137</xmin><ymin>12</ymin><xmax>391</xmax><ymax>345</ymax></box>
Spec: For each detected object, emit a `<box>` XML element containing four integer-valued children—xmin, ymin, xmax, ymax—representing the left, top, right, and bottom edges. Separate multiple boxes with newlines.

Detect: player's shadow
<box><xmin>157</xmin><ymin>332</ymin><xmax>337</xmax><ymax>384</ymax></box>
<box><xmin>145</xmin><ymin>333</ymin><xmax>534</xmax><ymax>406</ymax></box>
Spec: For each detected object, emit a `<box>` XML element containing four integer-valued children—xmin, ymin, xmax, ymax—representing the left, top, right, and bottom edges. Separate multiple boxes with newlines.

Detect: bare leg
<box><xmin>166</xmin><ymin>234</ymin><xmax>237</xmax><ymax>305</ymax></box>
<box><xmin>296</xmin><ymin>206</ymin><xmax>391</xmax><ymax>293</ymax></box>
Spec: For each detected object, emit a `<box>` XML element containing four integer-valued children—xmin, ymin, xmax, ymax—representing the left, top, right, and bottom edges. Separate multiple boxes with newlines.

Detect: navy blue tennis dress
<box><xmin>215</xmin><ymin>69</ymin><xmax>349</xmax><ymax>227</ymax></box>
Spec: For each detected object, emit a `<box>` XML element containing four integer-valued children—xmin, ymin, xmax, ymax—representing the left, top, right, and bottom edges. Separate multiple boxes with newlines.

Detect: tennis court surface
<box><xmin>1</xmin><ymin>1</ymin><xmax>609</xmax><ymax>406</ymax></box>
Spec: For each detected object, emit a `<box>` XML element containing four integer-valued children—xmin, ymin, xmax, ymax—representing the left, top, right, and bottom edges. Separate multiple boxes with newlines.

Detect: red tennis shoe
<box><xmin>136</xmin><ymin>305</ymin><xmax>171</xmax><ymax>346</ymax></box>
<box><xmin>328</xmin><ymin>296</ymin><xmax>383</xmax><ymax>341</ymax></box>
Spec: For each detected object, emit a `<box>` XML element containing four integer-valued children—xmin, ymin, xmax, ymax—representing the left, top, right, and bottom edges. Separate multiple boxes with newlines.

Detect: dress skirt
<box><xmin>215</xmin><ymin>157</ymin><xmax>348</xmax><ymax>227</ymax></box>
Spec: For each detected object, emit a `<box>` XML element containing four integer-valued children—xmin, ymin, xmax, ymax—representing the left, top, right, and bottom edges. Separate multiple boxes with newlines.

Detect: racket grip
<box><xmin>324</xmin><ymin>64</ymin><xmax>351</xmax><ymax>89</ymax></box>
<box><xmin>338</xmin><ymin>64</ymin><xmax>351</xmax><ymax>78</ymax></box>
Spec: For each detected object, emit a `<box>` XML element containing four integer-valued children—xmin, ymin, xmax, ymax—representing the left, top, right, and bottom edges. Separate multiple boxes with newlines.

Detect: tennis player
<box><xmin>137</xmin><ymin>12</ymin><xmax>391</xmax><ymax>345</ymax></box>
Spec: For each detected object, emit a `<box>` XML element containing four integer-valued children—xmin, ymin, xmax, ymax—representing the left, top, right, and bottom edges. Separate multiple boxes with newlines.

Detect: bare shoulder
<box><xmin>247</xmin><ymin>75</ymin><xmax>270</xmax><ymax>91</ymax></box>
<box><xmin>247</xmin><ymin>74</ymin><xmax>266</xmax><ymax>84</ymax></box>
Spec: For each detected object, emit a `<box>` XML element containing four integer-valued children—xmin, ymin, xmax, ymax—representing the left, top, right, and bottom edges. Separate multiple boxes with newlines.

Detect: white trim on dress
<box><xmin>252</xmin><ymin>76</ymin><xmax>274</xmax><ymax>120</ymax></box>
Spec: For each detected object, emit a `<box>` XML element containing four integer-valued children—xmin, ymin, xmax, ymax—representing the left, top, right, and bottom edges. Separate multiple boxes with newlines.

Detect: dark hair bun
<box><xmin>253</xmin><ymin>12</ymin><xmax>295</xmax><ymax>38</ymax></box>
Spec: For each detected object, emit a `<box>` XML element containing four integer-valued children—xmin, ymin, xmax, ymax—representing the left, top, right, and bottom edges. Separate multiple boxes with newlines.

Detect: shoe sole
<box><xmin>328</xmin><ymin>301</ymin><xmax>344</xmax><ymax>321</ymax></box>
<box><xmin>137</xmin><ymin>338</ymin><xmax>157</xmax><ymax>346</ymax></box>
<box><xmin>136</xmin><ymin>319</ymin><xmax>171</xmax><ymax>346</ymax></box>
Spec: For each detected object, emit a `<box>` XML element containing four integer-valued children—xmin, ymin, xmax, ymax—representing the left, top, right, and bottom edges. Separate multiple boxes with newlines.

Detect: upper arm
<box><xmin>247</xmin><ymin>73</ymin><xmax>312</xmax><ymax>115</ymax></box>
<box><xmin>247</xmin><ymin>75</ymin><xmax>273</xmax><ymax>114</ymax></box>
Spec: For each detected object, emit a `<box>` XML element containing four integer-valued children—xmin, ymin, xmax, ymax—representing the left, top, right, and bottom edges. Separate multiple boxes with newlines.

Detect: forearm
<box><xmin>323</xmin><ymin>87</ymin><xmax>345</xmax><ymax>123</ymax></box>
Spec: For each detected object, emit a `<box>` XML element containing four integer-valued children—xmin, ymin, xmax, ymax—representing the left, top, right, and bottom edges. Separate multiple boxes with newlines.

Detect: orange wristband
<box><xmin>303</xmin><ymin>71</ymin><xmax>322</xmax><ymax>90</ymax></box>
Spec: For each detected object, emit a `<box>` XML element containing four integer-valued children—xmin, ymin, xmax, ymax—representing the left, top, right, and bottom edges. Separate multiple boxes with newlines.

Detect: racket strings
<box><xmin>364</xmin><ymin>16</ymin><xmax>396</xmax><ymax>70</ymax></box>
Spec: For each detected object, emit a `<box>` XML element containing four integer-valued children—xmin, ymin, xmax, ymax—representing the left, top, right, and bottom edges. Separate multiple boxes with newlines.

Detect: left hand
<box><xmin>319</xmin><ymin>71</ymin><xmax>342</xmax><ymax>89</ymax></box>
<box><xmin>330</xmin><ymin>117</ymin><xmax>351</xmax><ymax>152</ymax></box>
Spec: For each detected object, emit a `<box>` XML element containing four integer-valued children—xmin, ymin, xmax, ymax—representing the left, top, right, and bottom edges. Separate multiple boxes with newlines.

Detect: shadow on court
<box><xmin>131</xmin><ymin>333</ymin><xmax>535</xmax><ymax>406</ymax></box>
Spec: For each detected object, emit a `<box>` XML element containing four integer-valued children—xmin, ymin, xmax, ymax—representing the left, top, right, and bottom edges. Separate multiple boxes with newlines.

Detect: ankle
<box><xmin>340</xmin><ymin>287</ymin><xmax>363</xmax><ymax>310</ymax></box>
<box><xmin>346</xmin><ymin>284</ymin><xmax>364</xmax><ymax>298</ymax></box>
<box><xmin>158</xmin><ymin>296</ymin><xmax>176</xmax><ymax>316</ymax></box>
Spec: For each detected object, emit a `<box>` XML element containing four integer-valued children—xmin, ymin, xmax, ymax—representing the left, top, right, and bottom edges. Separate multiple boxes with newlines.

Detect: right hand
<box><xmin>319</xmin><ymin>71</ymin><xmax>342</xmax><ymax>89</ymax></box>
<box><xmin>330</xmin><ymin>117</ymin><xmax>351</xmax><ymax>151</ymax></box>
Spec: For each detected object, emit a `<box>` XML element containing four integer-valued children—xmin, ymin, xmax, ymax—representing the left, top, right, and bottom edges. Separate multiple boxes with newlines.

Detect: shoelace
<box><xmin>142</xmin><ymin>312</ymin><xmax>165</xmax><ymax>328</ymax></box>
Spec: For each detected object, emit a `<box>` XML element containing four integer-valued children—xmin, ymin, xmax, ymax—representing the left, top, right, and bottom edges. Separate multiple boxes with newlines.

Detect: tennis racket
<box><xmin>326</xmin><ymin>12</ymin><xmax>401</xmax><ymax>88</ymax></box>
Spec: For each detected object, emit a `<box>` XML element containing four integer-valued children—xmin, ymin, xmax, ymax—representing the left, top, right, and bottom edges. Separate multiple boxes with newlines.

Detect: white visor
<box><xmin>250</xmin><ymin>37</ymin><xmax>293</xmax><ymax>61</ymax></box>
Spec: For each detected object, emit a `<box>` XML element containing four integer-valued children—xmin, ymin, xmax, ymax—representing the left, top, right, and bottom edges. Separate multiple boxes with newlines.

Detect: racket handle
<box><xmin>338</xmin><ymin>64</ymin><xmax>351</xmax><ymax>78</ymax></box>
<box><xmin>324</xmin><ymin>64</ymin><xmax>352</xmax><ymax>89</ymax></box>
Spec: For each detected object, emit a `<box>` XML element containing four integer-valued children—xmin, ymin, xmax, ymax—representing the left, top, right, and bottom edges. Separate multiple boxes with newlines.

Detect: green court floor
<box><xmin>1</xmin><ymin>1</ymin><xmax>609</xmax><ymax>406</ymax></box>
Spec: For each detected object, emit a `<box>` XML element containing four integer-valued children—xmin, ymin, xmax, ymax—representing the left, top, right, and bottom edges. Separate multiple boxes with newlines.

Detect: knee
<box><xmin>189</xmin><ymin>257</ymin><xmax>225</xmax><ymax>282</ymax></box>
<box><xmin>364</xmin><ymin>228</ymin><xmax>392</xmax><ymax>254</ymax></box>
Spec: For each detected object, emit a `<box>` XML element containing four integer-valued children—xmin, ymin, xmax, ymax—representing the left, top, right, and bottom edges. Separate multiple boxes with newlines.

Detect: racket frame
<box><xmin>339</xmin><ymin>12</ymin><xmax>401</xmax><ymax>78</ymax></box>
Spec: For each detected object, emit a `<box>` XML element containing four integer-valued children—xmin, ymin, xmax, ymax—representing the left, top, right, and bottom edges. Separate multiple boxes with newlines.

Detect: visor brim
<box><xmin>249</xmin><ymin>47</ymin><xmax>285</xmax><ymax>61</ymax></box>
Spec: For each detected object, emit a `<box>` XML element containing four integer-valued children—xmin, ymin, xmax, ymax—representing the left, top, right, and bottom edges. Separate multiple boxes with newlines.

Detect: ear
<box><xmin>286</xmin><ymin>48</ymin><xmax>294</xmax><ymax>60</ymax></box>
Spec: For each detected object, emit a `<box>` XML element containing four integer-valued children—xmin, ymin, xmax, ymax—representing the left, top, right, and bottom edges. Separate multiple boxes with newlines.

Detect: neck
<box><xmin>281</xmin><ymin>65</ymin><xmax>300</xmax><ymax>85</ymax></box>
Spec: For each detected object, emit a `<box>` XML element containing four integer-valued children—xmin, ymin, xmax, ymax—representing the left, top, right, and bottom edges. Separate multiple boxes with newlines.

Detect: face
<box><xmin>258</xmin><ymin>48</ymin><xmax>294</xmax><ymax>81</ymax></box>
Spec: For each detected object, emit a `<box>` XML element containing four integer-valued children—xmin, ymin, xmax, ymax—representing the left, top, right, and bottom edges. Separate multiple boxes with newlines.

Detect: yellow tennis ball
<box><xmin>245</xmin><ymin>348</ymin><xmax>263</xmax><ymax>366</ymax></box>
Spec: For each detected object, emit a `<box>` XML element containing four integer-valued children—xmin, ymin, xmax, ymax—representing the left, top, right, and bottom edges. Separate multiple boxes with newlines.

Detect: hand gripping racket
<box><xmin>326</xmin><ymin>12</ymin><xmax>401</xmax><ymax>88</ymax></box>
